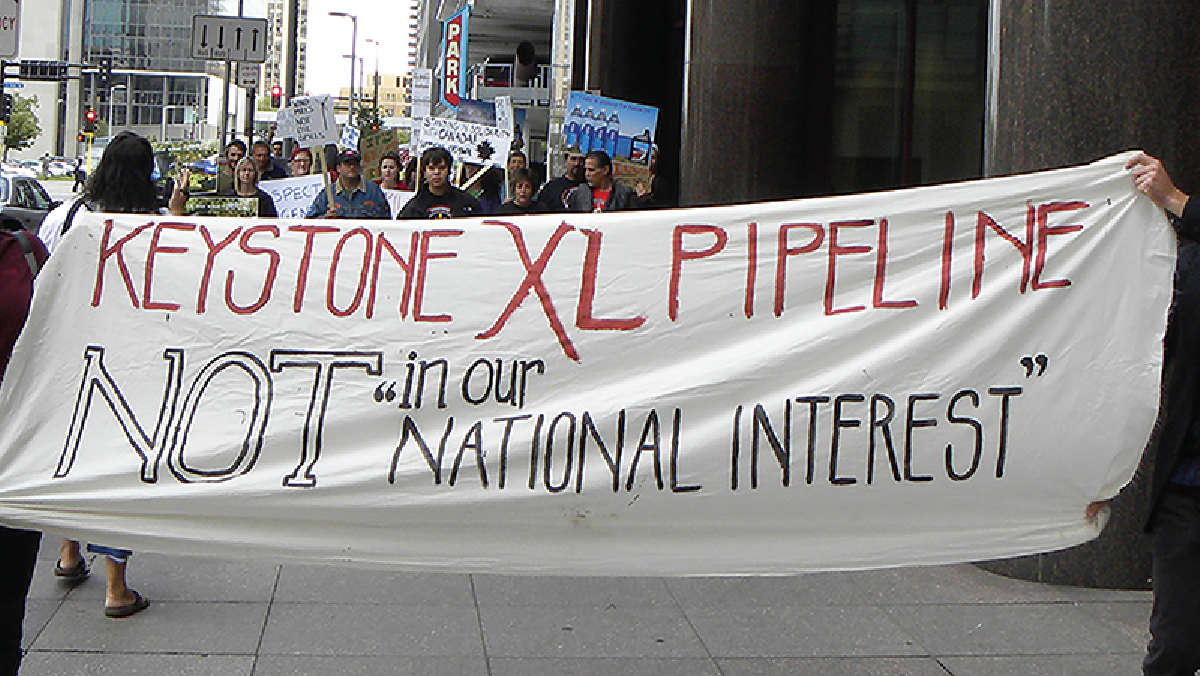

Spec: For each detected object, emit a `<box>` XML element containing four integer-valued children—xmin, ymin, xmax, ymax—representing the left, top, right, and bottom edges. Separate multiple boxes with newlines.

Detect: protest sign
<box><xmin>276</xmin><ymin>95</ymin><xmax>339</xmax><ymax>148</ymax></box>
<box><xmin>563</xmin><ymin>92</ymin><xmax>658</xmax><ymax>189</ymax></box>
<box><xmin>382</xmin><ymin>187</ymin><xmax>415</xmax><ymax>218</ymax></box>
<box><xmin>417</xmin><ymin>116</ymin><xmax>512</xmax><ymax>169</ymax></box>
<box><xmin>259</xmin><ymin>175</ymin><xmax>325</xmax><ymax>218</ymax></box>
<box><xmin>0</xmin><ymin>153</ymin><xmax>1174</xmax><ymax>575</ymax></box>
<box><xmin>183</xmin><ymin>196</ymin><xmax>258</xmax><ymax>218</ymax></box>
<box><xmin>359</xmin><ymin>128</ymin><xmax>399</xmax><ymax>183</ymax></box>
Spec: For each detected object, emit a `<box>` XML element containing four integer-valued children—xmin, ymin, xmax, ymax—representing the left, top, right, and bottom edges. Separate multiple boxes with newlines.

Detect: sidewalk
<box><xmin>21</xmin><ymin>546</ymin><xmax>1149</xmax><ymax>676</ymax></box>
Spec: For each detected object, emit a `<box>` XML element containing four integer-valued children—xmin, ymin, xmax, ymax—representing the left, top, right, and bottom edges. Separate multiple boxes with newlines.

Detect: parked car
<box><xmin>0</xmin><ymin>175</ymin><xmax>59</xmax><ymax>232</ymax></box>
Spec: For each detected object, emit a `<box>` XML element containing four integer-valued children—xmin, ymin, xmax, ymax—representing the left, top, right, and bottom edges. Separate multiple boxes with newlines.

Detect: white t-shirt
<box><xmin>38</xmin><ymin>198</ymin><xmax>166</xmax><ymax>254</ymax></box>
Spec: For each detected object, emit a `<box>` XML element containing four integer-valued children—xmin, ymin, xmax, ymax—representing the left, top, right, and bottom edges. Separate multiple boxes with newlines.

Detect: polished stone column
<box><xmin>981</xmin><ymin>0</ymin><xmax>1200</xmax><ymax>589</ymax></box>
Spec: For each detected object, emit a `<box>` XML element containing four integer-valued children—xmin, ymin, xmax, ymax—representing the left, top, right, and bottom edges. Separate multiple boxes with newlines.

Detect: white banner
<box><xmin>418</xmin><ymin>116</ymin><xmax>513</xmax><ymax>169</ymax></box>
<box><xmin>260</xmin><ymin>175</ymin><xmax>326</xmax><ymax>219</ymax></box>
<box><xmin>0</xmin><ymin>153</ymin><xmax>1175</xmax><ymax>575</ymax></box>
<box><xmin>382</xmin><ymin>187</ymin><xmax>415</xmax><ymax>218</ymax></box>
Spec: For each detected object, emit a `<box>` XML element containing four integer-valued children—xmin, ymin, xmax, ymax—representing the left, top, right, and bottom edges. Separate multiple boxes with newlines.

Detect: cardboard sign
<box><xmin>259</xmin><ymin>174</ymin><xmax>326</xmax><ymax>218</ymax></box>
<box><xmin>417</xmin><ymin>116</ymin><xmax>513</xmax><ymax>169</ymax></box>
<box><xmin>0</xmin><ymin>153</ymin><xmax>1174</xmax><ymax>575</ymax></box>
<box><xmin>277</xmin><ymin>95</ymin><xmax>339</xmax><ymax>147</ymax></box>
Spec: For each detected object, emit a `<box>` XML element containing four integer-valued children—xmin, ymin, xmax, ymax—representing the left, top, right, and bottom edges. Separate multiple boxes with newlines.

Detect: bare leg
<box><xmin>103</xmin><ymin>558</ymin><xmax>137</xmax><ymax>609</ymax></box>
<box><xmin>58</xmin><ymin>539</ymin><xmax>82</xmax><ymax>568</ymax></box>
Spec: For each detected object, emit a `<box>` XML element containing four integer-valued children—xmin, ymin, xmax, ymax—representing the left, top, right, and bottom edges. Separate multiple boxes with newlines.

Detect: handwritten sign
<box><xmin>418</xmin><ymin>116</ymin><xmax>512</xmax><ymax>169</ymax></box>
<box><xmin>0</xmin><ymin>153</ymin><xmax>1174</xmax><ymax>575</ymax></box>
<box><xmin>277</xmin><ymin>95</ymin><xmax>339</xmax><ymax>147</ymax></box>
<box><xmin>259</xmin><ymin>174</ymin><xmax>326</xmax><ymax>218</ymax></box>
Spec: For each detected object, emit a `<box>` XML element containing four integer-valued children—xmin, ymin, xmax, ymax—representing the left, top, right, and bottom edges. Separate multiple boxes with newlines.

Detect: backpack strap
<box><xmin>11</xmin><ymin>230</ymin><xmax>41</xmax><ymax>278</ymax></box>
<box><xmin>60</xmin><ymin>198</ymin><xmax>88</xmax><ymax>237</ymax></box>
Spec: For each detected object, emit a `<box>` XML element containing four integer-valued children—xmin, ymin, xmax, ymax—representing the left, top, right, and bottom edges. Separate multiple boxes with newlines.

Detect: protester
<box><xmin>568</xmin><ymin>150</ymin><xmax>637</xmax><ymax>212</ymax></box>
<box><xmin>496</xmin><ymin>168</ymin><xmax>536</xmax><ymax>215</ymax></box>
<box><xmin>534</xmin><ymin>151</ymin><xmax>585</xmax><ymax>212</ymax></box>
<box><xmin>476</xmin><ymin>167</ymin><xmax>504</xmax><ymax>214</ymax></box>
<box><xmin>376</xmin><ymin>150</ymin><xmax>407</xmax><ymax>190</ymax></box>
<box><xmin>398</xmin><ymin>147</ymin><xmax>482</xmax><ymax>219</ymax></box>
<box><xmin>214</xmin><ymin>139</ymin><xmax>247</xmax><ymax>194</ymax></box>
<box><xmin>0</xmin><ymin>227</ymin><xmax>47</xmax><ymax>676</ymax></box>
<box><xmin>289</xmin><ymin>147</ymin><xmax>313</xmax><ymax>177</ymax></box>
<box><xmin>1126</xmin><ymin>151</ymin><xmax>1200</xmax><ymax>676</ymax></box>
<box><xmin>635</xmin><ymin>144</ymin><xmax>668</xmax><ymax>208</ymax></box>
<box><xmin>251</xmin><ymin>140</ymin><xmax>288</xmax><ymax>180</ymax></box>
<box><xmin>402</xmin><ymin>157</ymin><xmax>418</xmax><ymax>189</ymax></box>
<box><xmin>305</xmin><ymin>150</ymin><xmax>391</xmax><ymax>219</ymax></box>
<box><xmin>507</xmin><ymin>149</ymin><xmax>527</xmax><ymax>175</ymax></box>
<box><xmin>170</xmin><ymin>158</ymin><xmax>277</xmax><ymax>218</ymax></box>
<box><xmin>36</xmin><ymin>132</ymin><xmax>158</xmax><ymax>618</ymax></box>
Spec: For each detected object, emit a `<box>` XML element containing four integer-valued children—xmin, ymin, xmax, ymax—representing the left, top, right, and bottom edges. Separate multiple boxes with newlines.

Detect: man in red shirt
<box><xmin>567</xmin><ymin>150</ymin><xmax>636</xmax><ymax>212</ymax></box>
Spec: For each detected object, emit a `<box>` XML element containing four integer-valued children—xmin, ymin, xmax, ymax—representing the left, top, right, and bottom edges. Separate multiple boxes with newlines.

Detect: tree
<box><xmin>3</xmin><ymin>94</ymin><xmax>41</xmax><ymax>159</ymax></box>
<box><xmin>355</xmin><ymin>102</ymin><xmax>383</xmax><ymax>132</ymax></box>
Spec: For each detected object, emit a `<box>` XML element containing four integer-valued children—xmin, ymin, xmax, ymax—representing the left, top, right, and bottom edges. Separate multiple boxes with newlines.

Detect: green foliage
<box><xmin>4</xmin><ymin>94</ymin><xmax>41</xmax><ymax>155</ymax></box>
<box><xmin>355</xmin><ymin>102</ymin><xmax>384</xmax><ymax>132</ymax></box>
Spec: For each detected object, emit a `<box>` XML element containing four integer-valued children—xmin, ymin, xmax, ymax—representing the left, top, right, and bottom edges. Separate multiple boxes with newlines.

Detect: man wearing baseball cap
<box><xmin>305</xmin><ymin>149</ymin><xmax>392</xmax><ymax>219</ymax></box>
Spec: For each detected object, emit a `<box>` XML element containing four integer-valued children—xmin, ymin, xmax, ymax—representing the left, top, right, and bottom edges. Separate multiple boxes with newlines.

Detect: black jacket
<box><xmin>1147</xmin><ymin>198</ymin><xmax>1200</xmax><ymax>530</ymax></box>
<box><xmin>398</xmin><ymin>186</ymin><xmax>482</xmax><ymax>219</ymax></box>
<box><xmin>567</xmin><ymin>181</ymin><xmax>638</xmax><ymax>213</ymax></box>
<box><xmin>533</xmin><ymin>176</ymin><xmax>583</xmax><ymax>213</ymax></box>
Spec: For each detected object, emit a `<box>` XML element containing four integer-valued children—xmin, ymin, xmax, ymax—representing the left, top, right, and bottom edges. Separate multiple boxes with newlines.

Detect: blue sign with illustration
<box><xmin>561</xmin><ymin>92</ymin><xmax>658</xmax><ymax>165</ymax></box>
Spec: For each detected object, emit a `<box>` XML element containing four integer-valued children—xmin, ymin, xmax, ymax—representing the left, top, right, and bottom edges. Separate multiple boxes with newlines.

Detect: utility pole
<box><xmin>218</xmin><ymin>0</ymin><xmax>246</xmax><ymax>145</ymax></box>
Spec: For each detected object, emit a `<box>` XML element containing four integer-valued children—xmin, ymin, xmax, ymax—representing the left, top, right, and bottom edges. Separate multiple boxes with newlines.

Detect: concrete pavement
<box><xmin>20</xmin><ymin>546</ymin><xmax>1149</xmax><ymax>676</ymax></box>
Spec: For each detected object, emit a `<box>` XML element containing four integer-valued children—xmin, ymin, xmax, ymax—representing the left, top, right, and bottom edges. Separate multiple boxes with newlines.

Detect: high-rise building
<box><xmin>265</xmin><ymin>0</ymin><xmax>308</xmax><ymax>96</ymax></box>
<box><xmin>79</xmin><ymin>0</ymin><xmax>223</xmax><ymax>141</ymax></box>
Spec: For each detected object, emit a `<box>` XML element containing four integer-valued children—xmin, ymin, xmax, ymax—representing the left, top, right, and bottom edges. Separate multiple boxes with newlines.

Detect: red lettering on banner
<box><xmin>477</xmin><ymin>221</ymin><xmax>579</xmax><ymax>361</ymax></box>
<box><xmin>745</xmin><ymin>222</ymin><xmax>758</xmax><ymax>318</ymax></box>
<box><xmin>92</xmin><ymin>220</ymin><xmax>155</xmax><ymax>308</ymax></box>
<box><xmin>289</xmin><ymin>225</ymin><xmax>339</xmax><ymax>312</ymax></box>
<box><xmin>825</xmin><ymin>220</ymin><xmax>873</xmax><ymax>315</ymax></box>
<box><xmin>326</xmin><ymin>228</ymin><xmax>373</xmax><ymax>317</ymax></box>
<box><xmin>225</xmin><ymin>225</ymin><xmax>280</xmax><ymax>315</ymax></box>
<box><xmin>939</xmin><ymin>212</ymin><xmax>954</xmax><ymax>310</ymax></box>
<box><xmin>1032</xmin><ymin>201</ymin><xmax>1087</xmax><ymax>290</ymax></box>
<box><xmin>973</xmin><ymin>209</ymin><xmax>1033</xmax><ymax>299</ymax></box>
<box><xmin>367</xmin><ymin>230</ymin><xmax>420</xmax><ymax>319</ymax></box>
<box><xmin>669</xmin><ymin>225</ymin><xmax>728</xmax><ymax>321</ymax></box>
<box><xmin>576</xmin><ymin>228</ymin><xmax>645</xmax><ymax>332</ymax></box>
<box><xmin>774</xmin><ymin>223</ymin><xmax>824</xmax><ymax>317</ymax></box>
<box><xmin>197</xmin><ymin>226</ymin><xmax>242</xmax><ymax>313</ymax></box>
<box><xmin>872</xmin><ymin>218</ymin><xmax>916</xmax><ymax>310</ymax></box>
<box><xmin>143</xmin><ymin>222</ymin><xmax>196</xmax><ymax>312</ymax></box>
<box><xmin>413</xmin><ymin>229</ymin><xmax>463</xmax><ymax>323</ymax></box>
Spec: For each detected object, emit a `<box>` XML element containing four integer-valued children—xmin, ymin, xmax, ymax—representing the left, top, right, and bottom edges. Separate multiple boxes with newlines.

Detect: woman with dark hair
<box><xmin>35</xmin><ymin>131</ymin><xmax>157</xmax><ymax>619</ymax></box>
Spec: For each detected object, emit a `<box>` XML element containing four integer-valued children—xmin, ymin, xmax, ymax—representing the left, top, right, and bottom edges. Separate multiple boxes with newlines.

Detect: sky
<box><xmin>233</xmin><ymin>0</ymin><xmax>415</xmax><ymax>97</ymax></box>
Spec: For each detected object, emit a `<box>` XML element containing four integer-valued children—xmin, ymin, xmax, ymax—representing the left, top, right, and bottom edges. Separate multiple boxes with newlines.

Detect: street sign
<box><xmin>237</xmin><ymin>62</ymin><xmax>260</xmax><ymax>89</ymax></box>
<box><xmin>0</xmin><ymin>0</ymin><xmax>18</xmax><ymax>59</ymax></box>
<box><xmin>19</xmin><ymin>60</ymin><xmax>70</xmax><ymax>82</ymax></box>
<box><xmin>191</xmin><ymin>15</ymin><xmax>269</xmax><ymax>63</ymax></box>
<box><xmin>3</xmin><ymin>82</ymin><xmax>22</xmax><ymax>89</ymax></box>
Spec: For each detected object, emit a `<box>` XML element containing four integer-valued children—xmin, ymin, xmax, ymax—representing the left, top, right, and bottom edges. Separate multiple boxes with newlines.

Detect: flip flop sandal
<box><xmin>104</xmin><ymin>591</ymin><xmax>150</xmax><ymax>618</ymax></box>
<box><xmin>54</xmin><ymin>560</ymin><xmax>89</xmax><ymax>583</ymax></box>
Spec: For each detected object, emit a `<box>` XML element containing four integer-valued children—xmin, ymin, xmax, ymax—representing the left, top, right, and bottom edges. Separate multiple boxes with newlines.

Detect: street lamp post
<box><xmin>329</xmin><ymin>12</ymin><xmax>358</xmax><ymax>124</ymax></box>
<box><xmin>365</xmin><ymin>38</ymin><xmax>380</xmax><ymax>109</ymax></box>
<box><xmin>107</xmin><ymin>83</ymin><xmax>127</xmax><ymax>138</ymax></box>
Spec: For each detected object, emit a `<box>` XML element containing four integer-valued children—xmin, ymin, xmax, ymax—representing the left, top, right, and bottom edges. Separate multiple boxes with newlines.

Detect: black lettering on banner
<box><xmin>626</xmin><ymin>410</ymin><xmax>665</xmax><ymax>491</ymax></box>
<box><xmin>417</xmin><ymin>358</ymin><xmax>449</xmax><ymax>409</ymax></box>
<box><xmin>579</xmin><ymin>410</ymin><xmax>624</xmax><ymax>493</ymax></box>
<box><xmin>868</xmin><ymin>394</ymin><xmax>902</xmax><ymax>484</ymax></box>
<box><xmin>751</xmin><ymin>403</ymin><xmax>790</xmax><ymax>488</ymax></box>
<box><xmin>795</xmin><ymin>396</ymin><xmax>830</xmax><ymax>485</ymax></box>
<box><xmin>56</xmin><ymin>346</ymin><xmax>184</xmax><ymax>482</ymax></box>
<box><xmin>388</xmin><ymin>415</ymin><xmax>454</xmax><ymax>484</ymax></box>
<box><xmin>904</xmin><ymin>393</ymin><xmax>939</xmax><ymax>482</ymax></box>
<box><xmin>669</xmin><ymin>408</ymin><xmax>701</xmax><ymax>492</ymax></box>
<box><xmin>831</xmin><ymin>394</ymin><xmax>863</xmax><ymax>485</ymax></box>
<box><xmin>449</xmin><ymin>420</ymin><xmax>487</xmax><ymax>487</ymax></box>
<box><xmin>730</xmin><ymin>404</ymin><xmax>742</xmax><ymax>490</ymax></box>
<box><xmin>543</xmin><ymin>412</ymin><xmax>576</xmax><ymax>493</ymax></box>
<box><xmin>167</xmin><ymin>352</ymin><xmax>272</xmax><ymax>483</ymax></box>
<box><xmin>493</xmin><ymin>414</ymin><xmax>532</xmax><ymax>489</ymax></box>
<box><xmin>527</xmin><ymin>413</ymin><xmax>545</xmax><ymax>489</ymax></box>
<box><xmin>269</xmin><ymin>350</ymin><xmax>383</xmax><ymax>487</ymax></box>
<box><xmin>988</xmin><ymin>387</ymin><xmax>1022</xmax><ymax>477</ymax></box>
<box><xmin>945</xmin><ymin>389</ymin><xmax>984</xmax><ymax>480</ymax></box>
<box><xmin>462</xmin><ymin>358</ymin><xmax>493</xmax><ymax>405</ymax></box>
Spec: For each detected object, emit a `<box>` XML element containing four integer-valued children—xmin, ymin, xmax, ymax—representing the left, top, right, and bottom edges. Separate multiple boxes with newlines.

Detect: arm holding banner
<box><xmin>1128</xmin><ymin>152</ymin><xmax>1192</xmax><ymax>223</ymax></box>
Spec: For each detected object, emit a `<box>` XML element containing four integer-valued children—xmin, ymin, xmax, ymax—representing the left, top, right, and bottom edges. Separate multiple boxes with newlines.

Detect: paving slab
<box><xmin>478</xmin><ymin>605</ymin><xmax>707</xmax><ymax>658</ymax></box>
<box><xmin>489</xmin><ymin>656</ymin><xmax>724</xmax><ymax>676</ymax></box>
<box><xmin>687</xmin><ymin>605</ymin><xmax>927</xmax><ymax>658</ymax></box>
<box><xmin>716</xmin><ymin>656</ymin><xmax>951</xmax><ymax>676</ymax></box>
<box><xmin>252</xmin><ymin>655</ymin><xmax>489</xmax><ymax>676</ymax></box>
<box><xmin>258</xmin><ymin>603</ymin><xmax>485</xmax><ymax>657</ymax></box>
<box><xmin>31</xmin><ymin>600</ymin><xmax>269</xmax><ymax>654</ymax></box>
<box><xmin>19</xmin><ymin>653</ymin><xmax>254</xmax><ymax>676</ymax></box>
<box><xmin>273</xmin><ymin>566</ymin><xmax>475</xmax><ymax>605</ymax></box>
<box><xmin>940</xmin><ymin>654</ymin><xmax>1145</xmax><ymax>675</ymax></box>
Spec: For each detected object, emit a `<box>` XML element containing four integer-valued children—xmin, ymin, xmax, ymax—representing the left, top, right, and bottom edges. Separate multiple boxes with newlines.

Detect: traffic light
<box><xmin>84</xmin><ymin>108</ymin><xmax>98</xmax><ymax>133</ymax></box>
<box><xmin>0</xmin><ymin>93</ymin><xmax>11</xmax><ymax>123</ymax></box>
<box><xmin>270</xmin><ymin>85</ymin><xmax>282</xmax><ymax>108</ymax></box>
<box><xmin>98</xmin><ymin>57</ymin><xmax>113</xmax><ymax>92</ymax></box>
<box><xmin>371</xmin><ymin>124</ymin><xmax>380</xmax><ymax>131</ymax></box>
<box><xmin>78</xmin><ymin>132</ymin><xmax>86</xmax><ymax>143</ymax></box>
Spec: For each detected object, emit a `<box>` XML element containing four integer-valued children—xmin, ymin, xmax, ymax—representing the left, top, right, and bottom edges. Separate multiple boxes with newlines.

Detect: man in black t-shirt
<box><xmin>398</xmin><ymin>147</ymin><xmax>482</xmax><ymax>219</ymax></box>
